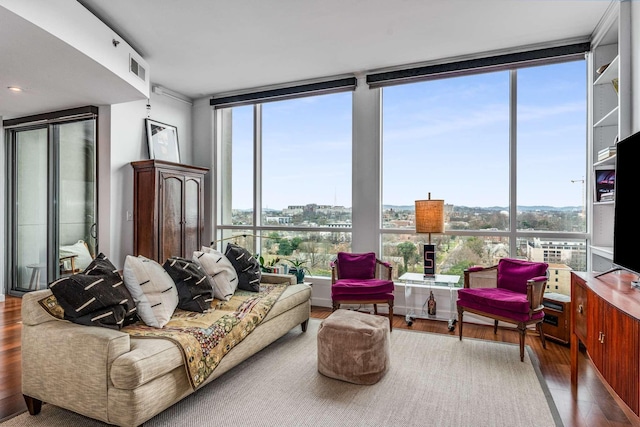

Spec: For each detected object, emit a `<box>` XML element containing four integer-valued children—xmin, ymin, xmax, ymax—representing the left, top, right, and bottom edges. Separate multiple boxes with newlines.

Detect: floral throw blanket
<box><xmin>122</xmin><ymin>283</ymin><xmax>288</xmax><ymax>389</ymax></box>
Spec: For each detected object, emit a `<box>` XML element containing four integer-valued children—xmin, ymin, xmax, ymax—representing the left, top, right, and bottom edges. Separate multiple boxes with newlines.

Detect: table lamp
<box><xmin>415</xmin><ymin>193</ymin><xmax>444</xmax><ymax>277</ymax></box>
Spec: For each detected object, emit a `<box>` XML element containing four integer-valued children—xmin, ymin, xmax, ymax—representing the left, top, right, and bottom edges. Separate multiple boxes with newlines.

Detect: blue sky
<box><xmin>231</xmin><ymin>60</ymin><xmax>586</xmax><ymax>210</ymax></box>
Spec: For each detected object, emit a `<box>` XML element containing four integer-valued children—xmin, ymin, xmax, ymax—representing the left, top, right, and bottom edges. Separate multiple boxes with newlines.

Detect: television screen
<box><xmin>613</xmin><ymin>130</ymin><xmax>640</xmax><ymax>275</ymax></box>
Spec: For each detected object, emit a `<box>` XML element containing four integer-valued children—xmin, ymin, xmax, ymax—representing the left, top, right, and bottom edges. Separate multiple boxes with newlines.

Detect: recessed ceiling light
<box><xmin>7</xmin><ymin>86</ymin><xmax>23</xmax><ymax>92</ymax></box>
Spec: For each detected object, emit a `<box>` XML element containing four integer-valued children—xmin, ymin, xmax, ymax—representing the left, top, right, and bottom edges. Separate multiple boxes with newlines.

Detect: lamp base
<box><xmin>423</xmin><ymin>244</ymin><xmax>436</xmax><ymax>276</ymax></box>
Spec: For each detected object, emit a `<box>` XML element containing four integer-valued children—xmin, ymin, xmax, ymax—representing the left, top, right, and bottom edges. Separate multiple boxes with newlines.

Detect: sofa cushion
<box><xmin>123</xmin><ymin>255</ymin><xmax>179</xmax><ymax>328</ymax></box>
<box><xmin>110</xmin><ymin>337</ymin><xmax>183</xmax><ymax>389</ymax></box>
<box><xmin>48</xmin><ymin>253</ymin><xmax>138</xmax><ymax>330</ymax></box>
<box><xmin>225</xmin><ymin>243</ymin><xmax>261</xmax><ymax>292</ymax></box>
<box><xmin>163</xmin><ymin>257</ymin><xmax>214</xmax><ymax>312</ymax></box>
<box><xmin>193</xmin><ymin>247</ymin><xmax>238</xmax><ymax>301</ymax></box>
<box><xmin>263</xmin><ymin>283</ymin><xmax>312</xmax><ymax>322</ymax></box>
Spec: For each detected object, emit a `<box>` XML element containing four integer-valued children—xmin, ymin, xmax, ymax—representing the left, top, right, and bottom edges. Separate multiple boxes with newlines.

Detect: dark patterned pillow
<box><xmin>163</xmin><ymin>257</ymin><xmax>215</xmax><ymax>312</ymax></box>
<box><xmin>48</xmin><ymin>254</ymin><xmax>138</xmax><ymax>330</ymax></box>
<box><xmin>83</xmin><ymin>252</ymin><xmax>121</xmax><ymax>276</ymax></box>
<box><xmin>224</xmin><ymin>243</ymin><xmax>261</xmax><ymax>292</ymax></box>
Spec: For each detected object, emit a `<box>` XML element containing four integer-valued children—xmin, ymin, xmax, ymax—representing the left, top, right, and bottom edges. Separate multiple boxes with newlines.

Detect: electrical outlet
<box><xmin>126</xmin><ymin>211</ymin><xmax>133</xmax><ymax>221</ymax></box>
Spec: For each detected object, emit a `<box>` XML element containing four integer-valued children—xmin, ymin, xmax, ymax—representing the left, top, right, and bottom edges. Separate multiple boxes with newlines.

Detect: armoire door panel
<box><xmin>160</xmin><ymin>174</ymin><xmax>185</xmax><ymax>262</ymax></box>
<box><xmin>184</xmin><ymin>176</ymin><xmax>201</xmax><ymax>255</ymax></box>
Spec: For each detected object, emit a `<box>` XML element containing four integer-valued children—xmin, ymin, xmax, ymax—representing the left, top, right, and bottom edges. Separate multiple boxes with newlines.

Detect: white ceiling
<box><xmin>1</xmin><ymin>0</ymin><xmax>613</xmax><ymax>119</ymax></box>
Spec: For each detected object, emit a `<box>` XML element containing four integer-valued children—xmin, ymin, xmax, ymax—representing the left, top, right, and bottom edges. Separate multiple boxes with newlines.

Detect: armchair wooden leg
<box><xmin>388</xmin><ymin>301</ymin><xmax>393</xmax><ymax>332</ymax></box>
<box><xmin>332</xmin><ymin>301</ymin><xmax>339</xmax><ymax>312</ymax></box>
<box><xmin>536</xmin><ymin>322</ymin><xmax>546</xmax><ymax>349</ymax></box>
<box><xmin>517</xmin><ymin>323</ymin><xmax>526</xmax><ymax>362</ymax></box>
<box><xmin>373</xmin><ymin>304</ymin><xmax>378</xmax><ymax>315</ymax></box>
<box><xmin>493</xmin><ymin>320</ymin><xmax>499</xmax><ymax>334</ymax></box>
<box><xmin>457</xmin><ymin>306</ymin><xmax>464</xmax><ymax>340</ymax></box>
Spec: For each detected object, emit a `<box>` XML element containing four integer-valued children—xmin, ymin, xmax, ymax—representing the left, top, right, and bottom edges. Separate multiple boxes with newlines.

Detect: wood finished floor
<box><xmin>0</xmin><ymin>297</ymin><xmax>637</xmax><ymax>426</ymax></box>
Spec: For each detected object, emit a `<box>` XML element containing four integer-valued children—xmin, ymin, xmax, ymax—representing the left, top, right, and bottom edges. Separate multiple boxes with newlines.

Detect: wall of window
<box><xmin>214</xmin><ymin>57</ymin><xmax>588</xmax><ymax>285</ymax></box>
<box><xmin>381</xmin><ymin>60</ymin><xmax>587</xmax><ymax>282</ymax></box>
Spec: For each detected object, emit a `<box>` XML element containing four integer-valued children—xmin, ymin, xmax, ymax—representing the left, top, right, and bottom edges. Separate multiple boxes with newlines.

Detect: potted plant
<box><xmin>287</xmin><ymin>258</ymin><xmax>310</xmax><ymax>284</ymax></box>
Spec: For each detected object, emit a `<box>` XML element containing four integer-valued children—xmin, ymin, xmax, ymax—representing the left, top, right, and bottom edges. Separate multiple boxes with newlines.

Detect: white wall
<box><xmin>107</xmin><ymin>92</ymin><xmax>193</xmax><ymax>269</ymax></box>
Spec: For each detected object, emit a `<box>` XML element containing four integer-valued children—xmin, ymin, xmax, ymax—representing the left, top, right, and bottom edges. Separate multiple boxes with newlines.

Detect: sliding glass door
<box><xmin>5</xmin><ymin>107</ymin><xmax>97</xmax><ymax>294</ymax></box>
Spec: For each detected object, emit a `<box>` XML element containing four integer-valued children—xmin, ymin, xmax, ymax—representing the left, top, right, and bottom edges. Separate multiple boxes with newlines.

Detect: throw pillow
<box><xmin>193</xmin><ymin>247</ymin><xmax>238</xmax><ymax>301</ymax></box>
<box><xmin>123</xmin><ymin>255</ymin><xmax>179</xmax><ymax>328</ymax></box>
<box><xmin>48</xmin><ymin>254</ymin><xmax>138</xmax><ymax>330</ymax></box>
<box><xmin>163</xmin><ymin>256</ymin><xmax>215</xmax><ymax>312</ymax></box>
<box><xmin>59</xmin><ymin>240</ymin><xmax>93</xmax><ymax>271</ymax></box>
<box><xmin>224</xmin><ymin>243</ymin><xmax>261</xmax><ymax>292</ymax></box>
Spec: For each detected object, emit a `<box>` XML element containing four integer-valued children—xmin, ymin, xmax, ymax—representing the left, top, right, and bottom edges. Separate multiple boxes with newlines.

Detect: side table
<box><xmin>397</xmin><ymin>272</ymin><xmax>461</xmax><ymax>331</ymax></box>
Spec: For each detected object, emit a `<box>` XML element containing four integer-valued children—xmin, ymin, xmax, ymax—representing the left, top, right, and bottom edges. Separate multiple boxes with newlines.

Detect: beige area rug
<box><xmin>2</xmin><ymin>318</ymin><xmax>562</xmax><ymax>427</ymax></box>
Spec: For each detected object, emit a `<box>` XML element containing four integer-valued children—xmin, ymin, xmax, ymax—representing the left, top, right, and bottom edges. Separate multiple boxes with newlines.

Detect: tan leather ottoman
<box><xmin>317</xmin><ymin>309</ymin><xmax>390</xmax><ymax>385</ymax></box>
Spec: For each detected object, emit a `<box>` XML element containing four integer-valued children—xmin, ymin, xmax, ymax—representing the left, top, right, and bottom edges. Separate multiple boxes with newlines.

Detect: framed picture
<box><xmin>594</xmin><ymin>169</ymin><xmax>615</xmax><ymax>202</ymax></box>
<box><xmin>145</xmin><ymin>119</ymin><xmax>180</xmax><ymax>163</ymax></box>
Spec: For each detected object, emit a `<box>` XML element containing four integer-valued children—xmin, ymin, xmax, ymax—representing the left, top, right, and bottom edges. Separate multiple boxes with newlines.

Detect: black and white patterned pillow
<box><xmin>163</xmin><ymin>257</ymin><xmax>214</xmax><ymax>312</ymax></box>
<box><xmin>48</xmin><ymin>253</ymin><xmax>138</xmax><ymax>330</ymax></box>
<box><xmin>224</xmin><ymin>243</ymin><xmax>261</xmax><ymax>292</ymax></box>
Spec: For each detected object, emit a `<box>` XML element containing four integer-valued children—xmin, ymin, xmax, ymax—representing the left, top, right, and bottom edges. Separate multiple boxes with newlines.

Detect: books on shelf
<box><xmin>598</xmin><ymin>145</ymin><xmax>617</xmax><ymax>161</ymax></box>
<box><xmin>600</xmin><ymin>192</ymin><xmax>614</xmax><ymax>202</ymax></box>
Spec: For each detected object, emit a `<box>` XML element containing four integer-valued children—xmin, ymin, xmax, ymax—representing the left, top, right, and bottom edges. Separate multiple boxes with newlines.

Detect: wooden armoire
<box><xmin>131</xmin><ymin>160</ymin><xmax>209</xmax><ymax>263</ymax></box>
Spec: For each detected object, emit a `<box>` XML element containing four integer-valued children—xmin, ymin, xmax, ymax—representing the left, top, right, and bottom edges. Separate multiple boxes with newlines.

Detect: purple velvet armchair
<box><xmin>331</xmin><ymin>252</ymin><xmax>395</xmax><ymax>331</ymax></box>
<box><xmin>456</xmin><ymin>258</ymin><xmax>549</xmax><ymax>361</ymax></box>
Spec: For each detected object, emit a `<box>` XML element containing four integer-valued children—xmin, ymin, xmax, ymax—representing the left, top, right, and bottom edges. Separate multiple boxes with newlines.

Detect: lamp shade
<box><xmin>415</xmin><ymin>198</ymin><xmax>445</xmax><ymax>233</ymax></box>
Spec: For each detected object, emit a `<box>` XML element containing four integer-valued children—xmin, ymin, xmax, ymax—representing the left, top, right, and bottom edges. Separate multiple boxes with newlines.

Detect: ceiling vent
<box><xmin>130</xmin><ymin>55</ymin><xmax>146</xmax><ymax>81</ymax></box>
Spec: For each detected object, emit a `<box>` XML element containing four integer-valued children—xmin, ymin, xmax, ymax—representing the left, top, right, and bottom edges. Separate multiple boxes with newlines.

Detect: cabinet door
<box><xmin>183</xmin><ymin>175</ymin><xmax>203</xmax><ymax>257</ymax></box>
<box><xmin>159</xmin><ymin>172</ymin><xmax>185</xmax><ymax>261</ymax></box>
<box><xmin>587</xmin><ymin>291</ymin><xmax>605</xmax><ymax>375</ymax></box>
<box><xmin>572</xmin><ymin>275</ymin><xmax>589</xmax><ymax>342</ymax></box>
<box><xmin>603</xmin><ymin>303</ymin><xmax>639</xmax><ymax>414</ymax></box>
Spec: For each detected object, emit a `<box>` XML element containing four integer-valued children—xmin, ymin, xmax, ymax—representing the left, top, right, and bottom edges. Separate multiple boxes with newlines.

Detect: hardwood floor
<box><xmin>0</xmin><ymin>297</ymin><xmax>637</xmax><ymax>426</ymax></box>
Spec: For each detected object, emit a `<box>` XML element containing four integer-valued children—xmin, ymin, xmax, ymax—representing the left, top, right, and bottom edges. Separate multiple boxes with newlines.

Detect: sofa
<box><xmin>20</xmin><ymin>273</ymin><xmax>311</xmax><ymax>427</ymax></box>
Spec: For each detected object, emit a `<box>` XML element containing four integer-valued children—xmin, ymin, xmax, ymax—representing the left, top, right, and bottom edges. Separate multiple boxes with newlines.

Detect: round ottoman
<box><xmin>317</xmin><ymin>309</ymin><xmax>390</xmax><ymax>385</ymax></box>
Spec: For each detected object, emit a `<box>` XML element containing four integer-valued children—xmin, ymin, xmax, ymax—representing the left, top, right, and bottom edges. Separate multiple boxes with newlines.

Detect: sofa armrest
<box><xmin>261</xmin><ymin>272</ymin><xmax>297</xmax><ymax>285</ymax></box>
<box><xmin>21</xmin><ymin>291</ymin><xmax>131</xmax><ymax>424</ymax></box>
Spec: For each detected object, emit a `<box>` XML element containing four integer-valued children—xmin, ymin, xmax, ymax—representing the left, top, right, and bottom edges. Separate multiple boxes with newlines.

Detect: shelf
<box><xmin>594</xmin><ymin>106</ymin><xmax>619</xmax><ymax>128</ymax></box>
<box><xmin>591</xmin><ymin>246</ymin><xmax>613</xmax><ymax>260</ymax></box>
<box><xmin>594</xmin><ymin>154</ymin><xmax>616</xmax><ymax>167</ymax></box>
<box><xmin>594</xmin><ymin>201</ymin><xmax>614</xmax><ymax>206</ymax></box>
<box><xmin>594</xmin><ymin>56</ymin><xmax>619</xmax><ymax>86</ymax></box>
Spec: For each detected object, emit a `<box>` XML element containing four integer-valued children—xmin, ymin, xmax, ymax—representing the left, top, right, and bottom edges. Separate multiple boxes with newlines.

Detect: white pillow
<box><xmin>193</xmin><ymin>247</ymin><xmax>238</xmax><ymax>301</ymax></box>
<box><xmin>123</xmin><ymin>255</ymin><xmax>178</xmax><ymax>328</ymax></box>
<box><xmin>59</xmin><ymin>240</ymin><xmax>93</xmax><ymax>271</ymax></box>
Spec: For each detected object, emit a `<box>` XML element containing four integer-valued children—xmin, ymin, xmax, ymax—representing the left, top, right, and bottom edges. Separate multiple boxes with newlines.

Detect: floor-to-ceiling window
<box><xmin>216</xmin><ymin>92</ymin><xmax>352</xmax><ymax>276</ymax></box>
<box><xmin>381</xmin><ymin>59</ymin><xmax>587</xmax><ymax>284</ymax></box>
<box><xmin>5</xmin><ymin>107</ymin><xmax>97</xmax><ymax>294</ymax></box>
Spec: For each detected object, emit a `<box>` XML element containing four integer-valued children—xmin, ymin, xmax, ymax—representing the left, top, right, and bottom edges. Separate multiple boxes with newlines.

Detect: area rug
<box><xmin>1</xmin><ymin>319</ymin><xmax>562</xmax><ymax>427</ymax></box>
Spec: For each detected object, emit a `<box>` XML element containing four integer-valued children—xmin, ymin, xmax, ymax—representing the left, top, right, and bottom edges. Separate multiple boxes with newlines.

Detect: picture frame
<box><xmin>145</xmin><ymin>119</ymin><xmax>180</xmax><ymax>163</ymax></box>
<box><xmin>594</xmin><ymin>168</ymin><xmax>615</xmax><ymax>202</ymax></box>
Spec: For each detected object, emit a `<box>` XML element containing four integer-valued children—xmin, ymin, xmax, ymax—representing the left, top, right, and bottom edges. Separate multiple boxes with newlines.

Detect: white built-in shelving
<box><xmin>588</xmin><ymin>1</ymin><xmax>631</xmax><ymax>273</ymax></box>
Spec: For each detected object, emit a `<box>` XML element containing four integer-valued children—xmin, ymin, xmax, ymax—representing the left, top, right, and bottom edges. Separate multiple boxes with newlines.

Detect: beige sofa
<box><xmin>21</xmin><ymin>274</ymin><xmax>311</xmax><ymax>427</ymax></box>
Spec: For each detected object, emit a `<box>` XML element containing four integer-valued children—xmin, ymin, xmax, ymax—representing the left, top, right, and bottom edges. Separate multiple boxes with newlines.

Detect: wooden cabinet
<box><xmin>571</xmin><ymin>271</ymin><xmax>640</xmax><ymax>418</ymax></box>
<box><xmin>131</xmin><ymin>160</ymin><xmax>209</xmax><ymax>263</ymax></box>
